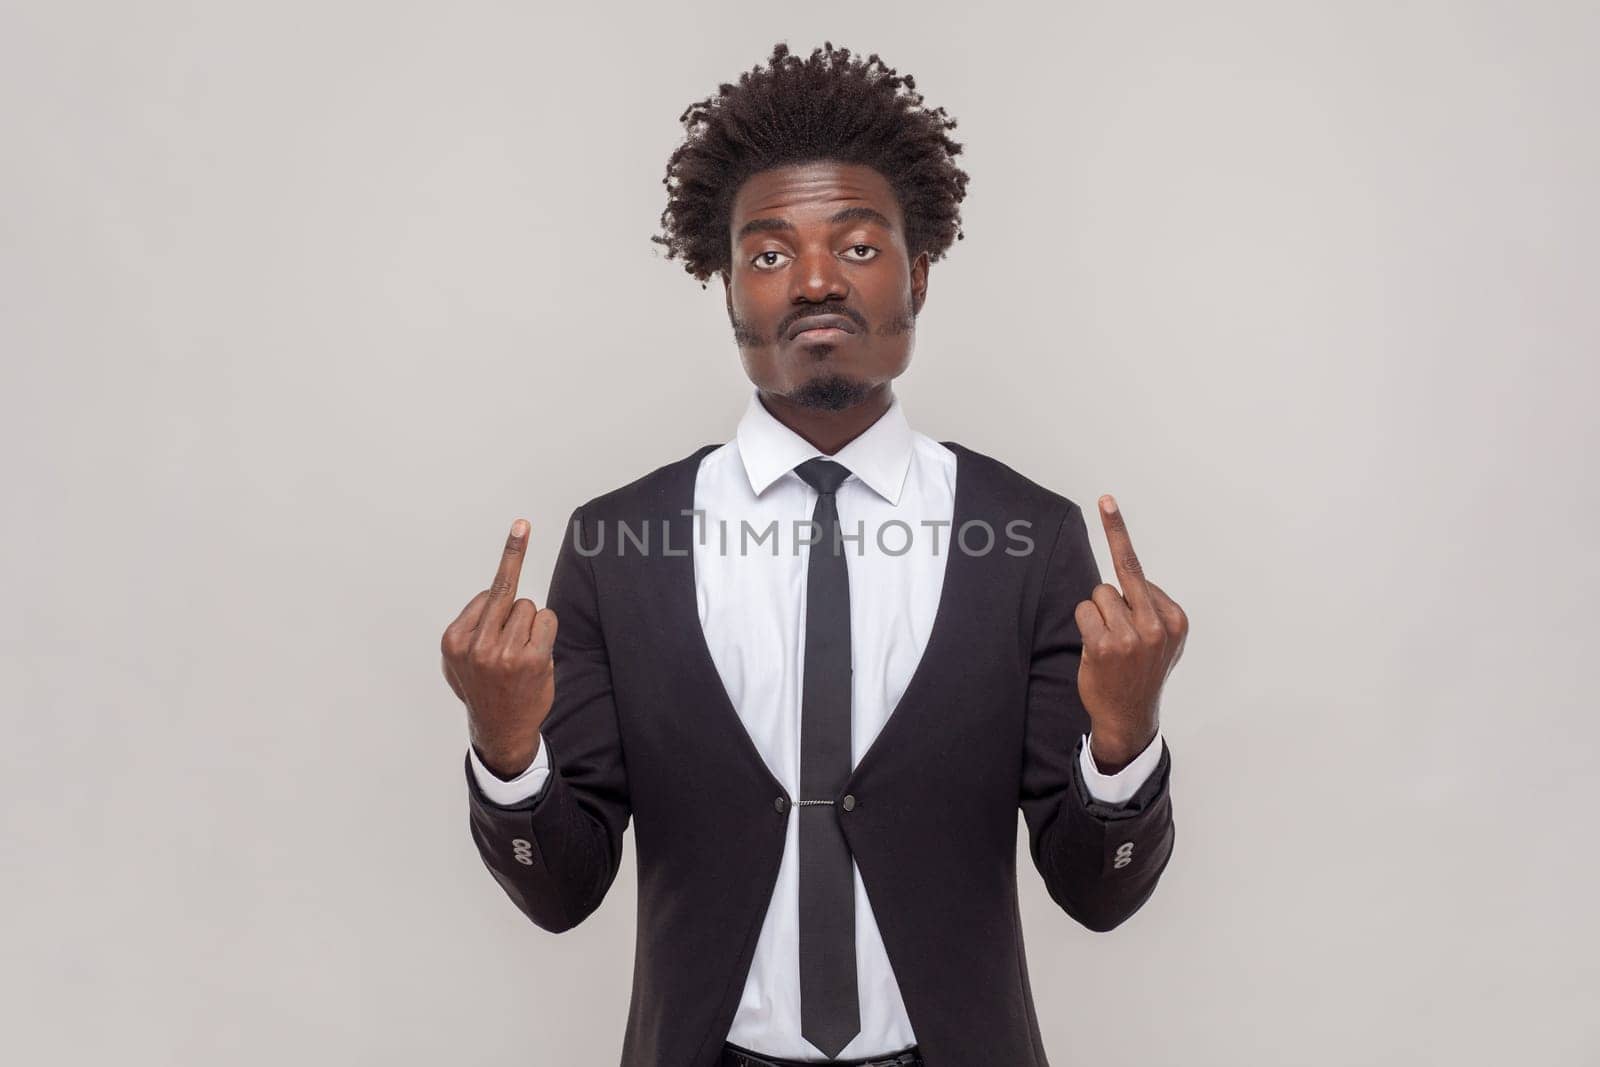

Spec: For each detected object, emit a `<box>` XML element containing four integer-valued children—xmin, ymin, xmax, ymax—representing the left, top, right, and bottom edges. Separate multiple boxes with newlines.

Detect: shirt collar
<box><xmin>734</xmin><ymin>387</ymin><xmax>915</xmax><ymax>506</ymax></box>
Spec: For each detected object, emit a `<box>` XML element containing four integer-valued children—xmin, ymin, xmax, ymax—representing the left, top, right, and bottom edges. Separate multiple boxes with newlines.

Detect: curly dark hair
<box><xmin>652</xmin><ymin>40</ymin><xmax>971</xmax><ymax>288</ymax></box>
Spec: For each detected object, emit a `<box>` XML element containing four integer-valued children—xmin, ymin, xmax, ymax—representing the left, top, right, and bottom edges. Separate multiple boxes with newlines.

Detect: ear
<box><xmin>721</xmin><ymin>269</ymin><xmax>732</xmax><ymax>313</ymax></box>
<box><xmin>910</xmin><ymin>252</ymin><xmax>930</xmax><ymax>316</ymax></box>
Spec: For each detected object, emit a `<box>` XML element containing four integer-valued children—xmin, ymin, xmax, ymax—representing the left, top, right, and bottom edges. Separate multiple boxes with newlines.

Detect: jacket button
<box><xmin>774</xmin><ymin>796</ymin><xmax>789</xmax><ymax>814</ymax></box>
<box><xmin>841</xmin><ymin>794</ymin><xmax>856</xmax><ymax>811</ymax></box>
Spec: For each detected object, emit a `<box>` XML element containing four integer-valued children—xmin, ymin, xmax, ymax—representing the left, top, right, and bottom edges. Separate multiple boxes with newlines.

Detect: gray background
<box><xmin>3</xmin><ymin>2</ymin><xmax>1595</xmax><ymax>1064</ymax></box>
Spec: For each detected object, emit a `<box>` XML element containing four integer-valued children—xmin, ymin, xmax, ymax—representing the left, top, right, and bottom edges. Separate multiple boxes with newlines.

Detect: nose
<box><xmin>789</xmin><ymin>245</ymin><xmax>850</xmax><ymax>304</ymax></box>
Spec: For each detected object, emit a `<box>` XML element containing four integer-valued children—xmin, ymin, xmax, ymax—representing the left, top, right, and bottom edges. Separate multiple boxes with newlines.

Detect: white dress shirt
<box><xmin>469</xmin><ymin>388</ymin><xmax>1165</xmax><ymax>1060</ymax></box>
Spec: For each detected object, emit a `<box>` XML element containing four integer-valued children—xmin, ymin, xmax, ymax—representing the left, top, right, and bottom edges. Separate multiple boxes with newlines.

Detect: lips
<box><xmin>786</xmin><ymin>313</ymin><xmax>858</xmax><ymax>340</ymax></box>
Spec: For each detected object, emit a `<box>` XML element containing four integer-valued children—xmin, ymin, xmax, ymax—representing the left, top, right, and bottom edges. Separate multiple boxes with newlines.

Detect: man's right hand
<box><xmin>440</xmin><ymin>518</ymin><xmax>559</xmax><ymax>779</ymax></box>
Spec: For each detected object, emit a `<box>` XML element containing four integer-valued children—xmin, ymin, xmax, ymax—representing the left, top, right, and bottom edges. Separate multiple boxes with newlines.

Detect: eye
<box><xmin>844</xmin><ymin>244</ymin><xmax>879</xmax><ymax>261</ymax></box>
<box><xmin>752</xmin><ymin>250</ymin><xmax>790</xmax><ymax>270</ymax></box>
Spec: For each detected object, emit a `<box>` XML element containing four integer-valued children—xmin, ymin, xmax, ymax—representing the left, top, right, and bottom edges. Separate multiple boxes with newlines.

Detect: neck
<box><xmin>757</xmin><ymin>383</ymin><xmax>893</xmax><ymax>455</ymax></box>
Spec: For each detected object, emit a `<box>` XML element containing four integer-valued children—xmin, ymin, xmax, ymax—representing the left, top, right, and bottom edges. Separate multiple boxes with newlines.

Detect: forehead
<box><xmin>730</xmin><ymin>161</ymin><xmax>903</xmax><ymax>233</ymax></box>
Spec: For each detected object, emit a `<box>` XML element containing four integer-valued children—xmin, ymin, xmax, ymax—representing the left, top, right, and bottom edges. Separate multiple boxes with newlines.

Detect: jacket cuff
<box><xmin>1067</xmin><ymin>733</ymin><xmax>1175</xmax><ymax>877</ymax></box>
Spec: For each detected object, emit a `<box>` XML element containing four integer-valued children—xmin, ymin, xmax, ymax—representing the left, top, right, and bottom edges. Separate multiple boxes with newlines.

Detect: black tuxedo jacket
<box><xmin>464</xmin><ymin>440</ymin><xmax>1177</xmax><ymax>1066</ymax></box>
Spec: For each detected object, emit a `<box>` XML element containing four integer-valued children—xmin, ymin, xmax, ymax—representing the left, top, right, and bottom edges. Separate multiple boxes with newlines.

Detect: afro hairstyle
<box><xmin>652</xmin><ymin>40</ymin><xmax>971</xmax><ymax>288</ymax></box>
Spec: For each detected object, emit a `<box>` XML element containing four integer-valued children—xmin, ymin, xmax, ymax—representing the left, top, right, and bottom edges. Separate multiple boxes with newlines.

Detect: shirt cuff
<box><xmin>1078</xmin><ymin>730</ymin><xmax>1164</xmax><ymax>806</ymax></box>
<box><xmin>467</xmin><ymin>734</ymin><xmax>552</xmax><ymax>807</ymax></box>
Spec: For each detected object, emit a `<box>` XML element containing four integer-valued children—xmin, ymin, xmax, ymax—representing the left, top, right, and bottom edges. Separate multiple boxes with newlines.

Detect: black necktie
<box><xmin>792</xmin><ymin>457</ymin><xmax>859</xmax><ymax>1059</ymax></box>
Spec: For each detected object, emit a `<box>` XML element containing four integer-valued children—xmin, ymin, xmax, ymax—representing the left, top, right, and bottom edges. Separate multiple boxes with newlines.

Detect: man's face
<box><xmin>722</xmin><ymin>160</ymin><xmax>928</xmax><ymax>412</ymax></box>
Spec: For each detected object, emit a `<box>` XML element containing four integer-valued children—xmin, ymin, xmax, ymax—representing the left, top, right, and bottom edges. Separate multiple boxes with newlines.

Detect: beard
<box><xmin>787</xmin><ymin>369</ymin><xmax>872</xmax><ymax>412</ymax></box>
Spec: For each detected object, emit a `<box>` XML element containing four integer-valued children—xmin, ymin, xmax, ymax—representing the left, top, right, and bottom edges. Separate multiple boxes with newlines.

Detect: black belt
<box><xmin>721</xmin><ymin>1042</ymin><xmax>922</xmax><ymax>1067</ymax></box>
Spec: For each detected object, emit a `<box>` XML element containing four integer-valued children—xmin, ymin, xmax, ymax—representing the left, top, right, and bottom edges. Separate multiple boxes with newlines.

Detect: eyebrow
<box><xmin>735</xmin><ymin>206</ymin><xmax>895</xmax><ymax>242</ymax></box>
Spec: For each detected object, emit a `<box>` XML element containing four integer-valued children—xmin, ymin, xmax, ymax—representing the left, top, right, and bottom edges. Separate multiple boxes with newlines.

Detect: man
<box><xmin>441</xmin><ymin>41</ymin><xmax>1187</xmax><ymax>1067</ymax></box>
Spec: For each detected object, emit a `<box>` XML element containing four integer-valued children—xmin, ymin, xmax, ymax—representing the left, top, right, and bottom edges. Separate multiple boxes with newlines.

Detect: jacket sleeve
<box><xmin>1018</xmin><ymin>502</ymin><xmax>1177</xmax><ymax>933</ymax></box>
<box><xmin>463</xmin><ymin>504</ymin><xmax>631</xmax><ymax>933</ymax></box>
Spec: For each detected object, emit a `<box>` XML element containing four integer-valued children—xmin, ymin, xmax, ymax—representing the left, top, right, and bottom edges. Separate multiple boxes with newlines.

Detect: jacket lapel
<box><xmin>659</xmin><ymin>441</ymin><xmax>978</xmax><ymax>796</ymax></box>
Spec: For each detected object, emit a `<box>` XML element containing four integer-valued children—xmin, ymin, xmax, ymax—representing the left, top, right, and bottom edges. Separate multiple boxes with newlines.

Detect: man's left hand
<box><xmin>1074</xmin><ymin>493</ymin><xmax>1189</xmax><ymax>770</ymax></box>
